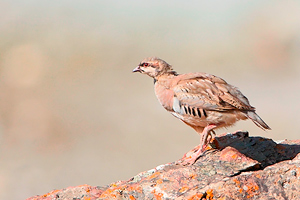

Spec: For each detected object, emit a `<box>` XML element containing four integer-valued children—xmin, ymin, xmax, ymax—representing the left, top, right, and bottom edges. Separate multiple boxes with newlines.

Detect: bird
<box><xmin>133</xmin><ymin>57</ymin><xmax>271</xmax><ymax>165</ymax></box>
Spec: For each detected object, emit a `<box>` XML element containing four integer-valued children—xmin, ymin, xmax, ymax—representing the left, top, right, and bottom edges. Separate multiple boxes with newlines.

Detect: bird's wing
<box><xmin>171</xmin><ymin>73</ymin><xmax>254</xmax><ymax>113</ymax></box>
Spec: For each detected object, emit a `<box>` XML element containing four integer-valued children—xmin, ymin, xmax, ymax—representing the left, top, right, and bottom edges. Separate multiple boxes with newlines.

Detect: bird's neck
<box><xmin>155</xmin><ymin>71</ymin><xmax>178</xmax><ymax>80</ymax></box>
<box><xmin>154</xmin><ymin>72</ymin><xmax>178</xmax><ymax>86</ymax></box>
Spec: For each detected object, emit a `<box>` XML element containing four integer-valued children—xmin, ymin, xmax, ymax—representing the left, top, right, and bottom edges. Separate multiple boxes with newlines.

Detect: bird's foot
<box><xmin>176</xmin><ymin>143</ymin><xmax>212</xmax><ymax>166</ymax></box>
<box><xmin>177</xmin><ymin>125</ymin><xmax>217</xmax><ymax>166</ymax></box>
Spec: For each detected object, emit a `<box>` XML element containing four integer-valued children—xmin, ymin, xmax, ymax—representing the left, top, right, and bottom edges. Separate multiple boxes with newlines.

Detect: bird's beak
<box><xmin>132</xmin><ymin>66</ymin><xmax>142</xmax><ymax>73</ymax></box>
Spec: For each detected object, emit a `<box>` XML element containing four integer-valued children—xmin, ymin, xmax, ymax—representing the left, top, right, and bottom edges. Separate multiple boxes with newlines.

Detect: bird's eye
<box><xmin>143</xmin><ymin>63</ymin><xmax>149</xmax><ymax>67</ymax></box>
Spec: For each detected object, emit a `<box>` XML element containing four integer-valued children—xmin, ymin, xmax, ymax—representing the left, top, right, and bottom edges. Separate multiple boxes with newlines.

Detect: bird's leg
<box><xmin>198</xmin><ymin>125</ymin><xmax>217</xmax><ymax>154</ymax></box>
<box><xmin>179</xmin><ymin>125</ymin><xmax>217</xmax><ymax>166</ymax></box>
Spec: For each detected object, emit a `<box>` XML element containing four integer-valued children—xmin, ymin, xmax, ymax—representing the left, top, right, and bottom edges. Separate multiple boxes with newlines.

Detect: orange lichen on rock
<box><xmin>41</xmin><ymin>189</ymin><xmax>60</xmax><ymax>198</ymax></box>
<box><xmin>255</xmin><ymin>174</ymin><xmax>261</xmax><ymax>179</ymax></box>
<box><xmin>189</xmin><ymin>173</ymin><xmax>197</xmax><ymax>179</ymax></box>
<box><xmin>148</xmin><ymin>171</ymin><xmax>161</xmax><ymax>180</ymax></box>
<box><xmin>99</xmin><ymin>188</ymin><xmax>112</xmax><ymax>198</ymax></box>
<box><xmin>204</xmin><ymin>144</ymin><xmax>213</xmax><ymax>151</ymax></box>
<box><xmin>156</xmin><ymin>179</ymin><xmax>163</xmax><ymax>185</ymax></box>
<box><xmin>179</xmin><ymin>186</ymin><xmax>189</xmax><ymax>193</ymax></box>
<box><xmin>206</xmin><ymin>189</ymin><xmax>214</xmax><ymax>199</ymax></box>
<box><xmin>152</xmin><ymin>189</ymin><xmax>163</xmax><ymax>200</ymax></box>
<box><xmin>244</xmin><ymin>181</ymin><xmax>260</xmax><ymax>198</ymax></box>
<box><xmin>188</xmin><ymin>193</ymin><xmax>204</xmax><ymax>200</ymax></box>
<box><xmin>127</xmin><ymin>185</ymin><xmax>143</xmax><ymax>193</ymax></box>
<box><xmin>233</xmin><ymin>178</ymin><xmax>241</xmax><ymax>187</ymax></box>
<box><xmin>233</xmin><ymin>177</ymin><xmax>244</xmax><ymax>193</ymax></box>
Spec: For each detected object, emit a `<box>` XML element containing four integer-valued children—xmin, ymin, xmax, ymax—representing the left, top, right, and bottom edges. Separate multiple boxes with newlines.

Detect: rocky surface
<box><xmin>27</xmin><ymin>131</ymin><xmax>300</xmax><ymax>200</ymax></box>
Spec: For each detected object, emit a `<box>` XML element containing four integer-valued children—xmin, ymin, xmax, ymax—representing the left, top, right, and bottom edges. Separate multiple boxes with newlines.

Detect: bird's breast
<box><xmin>154</xmin><ymin>82</ymin><xmax>174</xmax><ymax>111</ymax></box>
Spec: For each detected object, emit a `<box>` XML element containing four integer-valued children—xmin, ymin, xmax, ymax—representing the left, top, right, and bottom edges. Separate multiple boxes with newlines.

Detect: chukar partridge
<box><xmin>133</xmin><ymin>57</ymin><xmax>271</xmax><ymax>165</ymax></box>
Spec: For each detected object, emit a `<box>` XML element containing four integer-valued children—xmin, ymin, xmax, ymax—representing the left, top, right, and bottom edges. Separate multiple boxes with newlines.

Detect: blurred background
<box><xmin>0</xmin><ymin>0</ymin><xmax>300</xmax><ymax>199</ymax></box>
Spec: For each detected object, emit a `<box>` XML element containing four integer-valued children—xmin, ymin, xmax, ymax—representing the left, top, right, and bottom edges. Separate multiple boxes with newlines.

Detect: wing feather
<box><xmin>172</xmin><ymin>73</ymin><xmax>254</xmax><ymax>112</ymax></box>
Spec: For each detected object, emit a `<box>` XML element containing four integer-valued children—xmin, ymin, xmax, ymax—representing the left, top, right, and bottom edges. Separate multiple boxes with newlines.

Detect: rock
<box><xmin>27</xmin><ymin>131</ymin><xmax>300</xmax><ymax>200</ymax></box>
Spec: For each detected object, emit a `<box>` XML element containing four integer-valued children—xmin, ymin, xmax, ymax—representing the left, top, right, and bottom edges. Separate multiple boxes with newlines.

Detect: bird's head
<box><xmin>133</xmin><ymin>57</ymin><xmax>175</xmax><ymax>78</ymax></box>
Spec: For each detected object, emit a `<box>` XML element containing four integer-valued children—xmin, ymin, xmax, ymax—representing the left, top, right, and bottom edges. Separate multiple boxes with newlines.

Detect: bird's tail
<box><xmin>246</xmin><ymin>111</ymin><xmax>271</xmax><ymax>130</ymax></box>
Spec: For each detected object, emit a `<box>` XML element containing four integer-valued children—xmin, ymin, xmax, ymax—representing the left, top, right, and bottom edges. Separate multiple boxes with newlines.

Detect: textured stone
<box><xmin>27</xmin><ymin>131</ymin><xmax>300</xmax><ymax>200</ymax></box>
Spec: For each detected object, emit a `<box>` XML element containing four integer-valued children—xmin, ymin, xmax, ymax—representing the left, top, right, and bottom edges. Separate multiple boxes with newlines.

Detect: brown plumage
<box><xmin>133</xmin><ymin>57</ymin><xmax>271</xmax><ymax>165</ymax></box>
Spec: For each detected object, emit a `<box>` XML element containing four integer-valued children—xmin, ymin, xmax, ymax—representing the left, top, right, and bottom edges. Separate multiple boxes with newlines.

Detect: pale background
<box><xmin>0</xmin><ymin>1</ymin><xmax>300</xmax><ymax>199</ymax></box>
